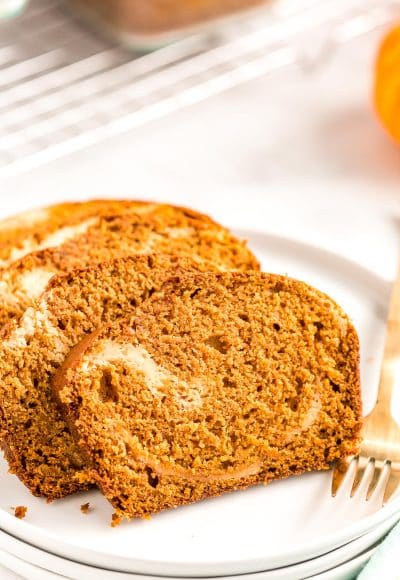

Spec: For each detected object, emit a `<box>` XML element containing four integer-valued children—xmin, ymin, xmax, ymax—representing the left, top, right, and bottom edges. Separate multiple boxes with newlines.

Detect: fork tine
<box><xmin>365</xmin><ymin>461</ymin><xmax>383</xmax><ymax>501</ymax></box>
<box><xmin>331</xmin><ymin>456</ymin><xmax>356</xmax><ymax>497</ymax></box>
<box><xmin>383</xmin><ymin>466</ymin><xmax>400</xmax><ymax>505</ymax></box>
<box><xmin>350</xmin><ymin>457</ymin><xmax>375</xmax><ymax>498</ymax></box>
<box><xmin>365</xmin><ymin>460</ymin><xmax>391</xmax><ymax>501</ymax></box>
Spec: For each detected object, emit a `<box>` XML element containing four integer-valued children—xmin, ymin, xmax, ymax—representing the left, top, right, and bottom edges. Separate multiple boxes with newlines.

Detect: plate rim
<box><xmin>0</xmin><ymin>513</ymin><xmax>398</xmax><ymax>580</ymax></box>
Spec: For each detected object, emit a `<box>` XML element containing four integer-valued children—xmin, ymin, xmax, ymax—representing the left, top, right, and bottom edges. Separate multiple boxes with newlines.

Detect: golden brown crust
<box><xmin>0</xmin><ymin>205</ymin><xmax>259</xmax><ymax>327</ymax></box>
<box><xmin>54</xmin><ymin>272</ymin><xmax>362</xmax><ymax>520</ymax></box>
<box><xmin>0</xmin><ymin>200</ymin><xmax>143</xmax><ymax>268</ymax></box>
<box><xmin>0</xmin><ymin>199</ymin><xmax>220</xmax><ymax>269</ymax></box>
<box><xmin>0</xmin><ymin>255</ymin><xmax>219</xmax><ymax>499</ymax></box>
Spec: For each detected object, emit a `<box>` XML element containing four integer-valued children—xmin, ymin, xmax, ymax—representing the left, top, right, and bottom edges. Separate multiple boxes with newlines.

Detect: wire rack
<box><xmin>0</xmin><ymin>0</ymin><xmax>399</xmax><ymax>179</ymax></box>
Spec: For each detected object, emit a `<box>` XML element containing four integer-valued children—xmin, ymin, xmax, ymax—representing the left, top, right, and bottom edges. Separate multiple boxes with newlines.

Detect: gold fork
<box><xmin>331</xmin><ymin>259</ymin><xmax>400</xmax><ymax>505</ymax></box>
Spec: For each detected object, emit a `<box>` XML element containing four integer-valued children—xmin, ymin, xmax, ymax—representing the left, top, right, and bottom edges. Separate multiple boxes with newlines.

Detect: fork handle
<box><xmin>372</xmin><ymin>257</ymin><xmax>400</xmax><ymax>418</ymax></box>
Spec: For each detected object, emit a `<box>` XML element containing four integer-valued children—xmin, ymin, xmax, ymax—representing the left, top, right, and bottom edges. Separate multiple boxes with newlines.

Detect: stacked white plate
<box><xmin>1</xmin><ymin>230</ymin><xmax>399</xmax><ymax>580</ymax></box>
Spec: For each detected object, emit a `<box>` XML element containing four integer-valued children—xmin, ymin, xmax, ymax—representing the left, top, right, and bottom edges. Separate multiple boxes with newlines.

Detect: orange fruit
<box><xmin>374</xmin><ymin>24</ymin><xmax>400</xmax><ymax>144</ymax></box>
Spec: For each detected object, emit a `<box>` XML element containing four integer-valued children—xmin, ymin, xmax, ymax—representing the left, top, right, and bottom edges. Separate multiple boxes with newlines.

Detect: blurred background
<box><xmin>0</xmin><ymin>0</ymin><xmax>399</xmax><ymax>277</ymax></box>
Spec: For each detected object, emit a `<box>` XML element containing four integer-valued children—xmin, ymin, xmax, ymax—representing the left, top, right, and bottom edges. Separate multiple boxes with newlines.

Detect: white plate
<box><xmin>0</xmin><ymin>548</ymin><xmax>66</xmax><ymax>580</ymax></box>
<box><xmin>310</xmin><ymin>546</ymin><xmax>376</xmax><ymax>580</ymax></box>
<box><xmin>0</xmin><ymin>229</ymin><xmax>398</xmax><ymax>577</ymax></box>
<box><xmin>0</xmin><ymin>513</ymin><xmax>397</xmax><ymax>580</ymax></box>
<box><xmin>0</xmin><ymin>546</ymin><xmax>378</xmax><ymax>580</ymax></box>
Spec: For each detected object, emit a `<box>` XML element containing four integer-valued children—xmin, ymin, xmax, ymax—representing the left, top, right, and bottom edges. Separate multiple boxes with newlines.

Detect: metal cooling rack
<box><xmin>0</xmin><ymin>0</ymin><xmax>399</xmax><ymax>178</ymax></box>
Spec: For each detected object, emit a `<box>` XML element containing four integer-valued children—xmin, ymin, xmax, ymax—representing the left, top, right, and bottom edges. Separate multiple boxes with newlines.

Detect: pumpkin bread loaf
<box><xmin>0</xmin><ymin>255</ymin><xmax>219</xmax><ymax>500</ymax></box>
<box><xmin>54</xmin><ymin>272</ymin><xmax>362</xmax><ymax>521</ymax></box>
<box><xmin>0</xmin><ymin>209</ymin><xmax>258</xmax><ymax>327</ymax></box>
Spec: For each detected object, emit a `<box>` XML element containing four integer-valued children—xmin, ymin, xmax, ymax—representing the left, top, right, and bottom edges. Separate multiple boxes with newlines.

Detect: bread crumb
<box><xmin>80</xmin><ymin>502</ymin><xmax>91</xmax><ymax>514</ymax></box>
<box><xmin>14</xmin><ymin>506</ymin><xmax>27</xmax><ymax>519</ymax></box>
<box><xmin>111</xmin><ymin>513</ymin><xmax>122</xmax><ymax>527</ymax></box>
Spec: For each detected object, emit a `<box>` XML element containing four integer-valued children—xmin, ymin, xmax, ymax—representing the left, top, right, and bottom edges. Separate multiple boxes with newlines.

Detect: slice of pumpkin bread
<box><xmin>0</xmin><ymin>208</ymin><xmax>258</xmax><ymax>327</ymax></box>
<box><xmin>54</xmin><ymin>272</ymin><xmax>362</xmax><ymax>521</ymax></box>
<box><xmin>0</xmin><ymin>199</ymin><xmax>161</xmax><ymax>268</ymax></box>
<box><xmin>0</xmin><ymin>255</ymin><xmax>217</xmax><ymax>499</ymax></box>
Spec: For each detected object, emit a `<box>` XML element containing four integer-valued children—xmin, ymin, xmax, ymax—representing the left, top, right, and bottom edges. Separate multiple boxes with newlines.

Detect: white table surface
<box><xmin>0</xmin><ymin>566</ymin><xmax>20</xmax><ymax>580</ymax></box>
<box><xmin>0</xmin><ymin>25</ymin><xmax>399</xmax><ymax>580</ymax></box>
